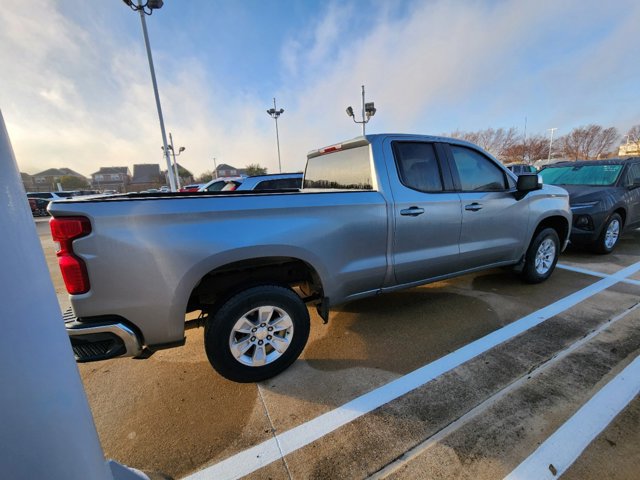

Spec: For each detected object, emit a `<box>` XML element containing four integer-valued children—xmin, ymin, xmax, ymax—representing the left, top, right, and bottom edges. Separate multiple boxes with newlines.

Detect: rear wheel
<box><xmin>521</xmin><ymin>228</ymin><xmax>560</xmax><ymax>284</ymax></box>
<box><xmin>591</xmin><ymin>213</ymin><xmax>621</xmax><ymax>254</ymax></box>
<box><xmin>204</xmin><ymin>285</ymin><xmax>310</xmax><ymax>382</ymax></box>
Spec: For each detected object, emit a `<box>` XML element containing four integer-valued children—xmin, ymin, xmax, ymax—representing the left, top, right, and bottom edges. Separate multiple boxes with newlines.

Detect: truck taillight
<box><xmin>50</xmin><ymin>216</ymin><xmax>92</xmax><ymax>295</ymax></box>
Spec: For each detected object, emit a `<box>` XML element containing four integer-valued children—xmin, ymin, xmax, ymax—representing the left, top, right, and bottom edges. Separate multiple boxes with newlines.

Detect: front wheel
<box><xmin>521</xmin><ymin>228</ymin><xmax>560</xmax><ymax>284</ymax></box>
<box><xmin>204</xmin><ymin>285</ymin><xmax>310</xmax><ymax>382</ymax></box>
<box><xmin>591</xmin><ymin>213</ymin><xmax>622</xmax><ymax>254</ymax></box>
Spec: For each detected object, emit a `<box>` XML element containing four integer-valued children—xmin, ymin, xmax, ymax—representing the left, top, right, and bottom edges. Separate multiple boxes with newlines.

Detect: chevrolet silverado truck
<box><xmin>49</xmin><ymin>134</ymin><xmax>571</xmax><ymax>382</ymax></box>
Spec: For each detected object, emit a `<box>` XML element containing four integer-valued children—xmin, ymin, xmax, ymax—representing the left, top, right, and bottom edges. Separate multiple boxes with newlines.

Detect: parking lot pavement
<box><xmin>563</xmin><ymin>396</ymin><xmax>640</xmax><ymax>480</ymax></box>
<box><xmin>560</xmin><ymin>228</ymin><xmax>640</xmax><ymax>275</ymax></box>
<box><xmin>37</xmin><ymin>219</ymin><xmax>640</xmax><ymax>479</ymax></box>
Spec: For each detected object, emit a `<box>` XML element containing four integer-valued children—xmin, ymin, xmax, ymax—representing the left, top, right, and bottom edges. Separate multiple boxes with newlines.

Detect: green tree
<box><xmin>196</xmin><ymin>170</ymin><xmax>214</xmax><ymax>183</ymax></box>
<box><xmin>60</xmin><ymin>175</ymin><xmax>89</xmax><ymax>189</ymax></box>
<box><xmin>244</xmin><ymin>163</ymin><xmax>267</xmax><ymax>176</ymax></box>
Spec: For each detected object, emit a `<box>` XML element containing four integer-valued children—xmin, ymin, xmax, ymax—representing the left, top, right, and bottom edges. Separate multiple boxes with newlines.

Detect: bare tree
<box><xmin>447</xmin><ymin>127</ymin><xmax>519</xmax><ymax>159</ymax></box>
<box><xmin>502</xmin><ymin>134</ymin><xmax>549</xmax><ymax>164</ymax></box>
<box><xmin>560</xmin><ymin>124</ymin><xmax>619</xmax><ymax>160</ymax></box>
<box><xmin>622</xmin><ymin>125</ymin><xmax>640</xmax><ymax>156</ymax></box>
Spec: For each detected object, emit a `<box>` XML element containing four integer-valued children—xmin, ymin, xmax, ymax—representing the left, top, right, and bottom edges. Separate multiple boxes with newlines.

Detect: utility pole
<box><xmin>523</xmin><ymin>116</ymin><xmax>528</xmax><ymax>163</ymax></box>
<box><xmin>346</xmin><ymin>85</ymin><xmax>377</xmax><ymax>135</ymax></box>
<box><xmin>547</xmin><ymin>127</ymin><xmax>558</xmax><ymax>162</ymax></box>
<box><xmin>213</xmin><ymin>157</ymin><xmax>218</xmax><ymax>179</ymax></box>
<box><xmin>267</xmin><ymin>98</ymin><xmax>284</xmax><ymax>173</ymax></box>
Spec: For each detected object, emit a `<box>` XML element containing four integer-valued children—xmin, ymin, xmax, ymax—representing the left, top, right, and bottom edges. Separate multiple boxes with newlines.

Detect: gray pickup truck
<box><xmin>50</xmin><ymin>134</ymin><xmax>571</xmax><ymax>382</ymax></box>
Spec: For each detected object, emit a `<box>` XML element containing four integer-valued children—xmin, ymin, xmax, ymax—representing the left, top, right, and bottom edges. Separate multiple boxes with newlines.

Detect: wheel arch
<box><xmin>186</xmin><ymin>254</ymin><xmax>327</xmax><ymax>314</ymax></box>
<box><xmin>531</xmin><ymin>215</ymin><xmax>570</xmax><ymax>248</ymax></box>
<box><xmin>612</xmin><ymin>207</ymin><xmax>627</xmax><ymax>229</ymax></box>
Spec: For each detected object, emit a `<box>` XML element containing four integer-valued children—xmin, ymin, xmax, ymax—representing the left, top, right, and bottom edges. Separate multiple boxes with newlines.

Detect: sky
<box><xmin>1</xmin><ymin>0</ymin><xmax>639</xmax><ymax>178</ymax></box>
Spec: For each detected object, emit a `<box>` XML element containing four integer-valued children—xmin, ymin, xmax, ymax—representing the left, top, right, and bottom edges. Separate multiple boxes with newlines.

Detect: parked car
<box><xmin>538</xmin><ymin>158</ymin><xmax>640</xmax><ymax>253</ymax></box>
<box><xmin>198</xmin><ymin>176</ymin><xmax>244</xmax><ymax>192</ymax></box>
<box><xmin>27</xmin><ymin>190</ymin><xmax>98</xmax><ymax>200</ymax></box>
<box><xmin>27</xmin><ymin>191</ymin><xmax>76</xmax><ymax>200</ymax></box>
<box><xmin>233</xmin><ymin>173</ymin><xmax>303</xmax><ymax>191</ymax></box>
<box><xmin>50</xmin><ymin>134</ymin><xmax>570</xmax><ymax>382</ymax></box>
<box><xmin>28</xmin><ymin>197</ymin><xmax>50</xmax><ymax>216</ymax></box>
<box><xmin>179</xmin><ymin>183</ymin><xmax>206</xmax><ymax>192</ymax></box>
<box><xmin>507</xmin><ymin>164</ymin><xmax>537</xmax><ymax>175</ymax></box>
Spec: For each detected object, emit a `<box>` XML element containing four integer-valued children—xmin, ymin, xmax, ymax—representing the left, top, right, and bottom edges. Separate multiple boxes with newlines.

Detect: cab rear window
<box><xmin>304</xmin><ymin>146</ymin><xmax>373</xmax><ymax>190</ymax></box>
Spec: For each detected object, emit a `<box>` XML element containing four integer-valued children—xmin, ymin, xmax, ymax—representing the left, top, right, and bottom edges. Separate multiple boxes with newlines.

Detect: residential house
<box><xmin>91</xmin><ymin>167</ymin><xmax>131</xmax><ymax>193</ymax></box>
<box><xmin>129</xmin><ymin>164</ymin><xmax>163</xmax><ymax>192</ymax></box>
<box><xmin>20</xmin><ymin>172</ymin><xmax>34</xmax><ymax>192</ymax></box>
<box><xmin>215</xmin><ymin>163</ymin><xmax>246</xmax><ymax>177</ymax></box>
<box><xmin>162</xmin><ymin>163</ymin><xmax>194</xmax><ymax>188</ymax></box>
<box><xmin>619</xmin><ymin>141</ymin><xmax>640</xmax><ymax>157</ymax></box>
<box><xmin>31</xmin><ymin>168</ymin><xmax>88</xmax><ymax>191</ymax></box>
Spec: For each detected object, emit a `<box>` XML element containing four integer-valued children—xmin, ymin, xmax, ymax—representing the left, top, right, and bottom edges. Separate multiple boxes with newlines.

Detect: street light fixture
<box><xmin>267</xmin><ymin>98</ymin><xmax>284</xmax><ymax>173</ymax></box>
<box><xmin>122</xmin><ymin>0</ymin><xmax>177</xmax><ymax>191</ymax></box>
<box><xmin>346</xmin><ymin>85</ymin><xmax>376</xmax><ymax>135</ymax></box>
<box><xmin>161</xmin><ymin>132</ymin><xmax>186</xmax><ymax>189</ymax></box>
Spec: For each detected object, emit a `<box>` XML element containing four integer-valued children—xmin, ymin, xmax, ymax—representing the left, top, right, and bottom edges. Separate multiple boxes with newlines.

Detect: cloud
<box><xmin>1</xmin><ymin>0</ymin><xmax>638</xmax><ymax>179</ymax></box>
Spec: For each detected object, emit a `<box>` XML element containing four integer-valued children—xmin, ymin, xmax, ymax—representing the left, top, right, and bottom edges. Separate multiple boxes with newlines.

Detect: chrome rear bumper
<box><xmin>63</xmin><ymin>308</ymin><xmax>143</xmax><ymax>362</ymax></box>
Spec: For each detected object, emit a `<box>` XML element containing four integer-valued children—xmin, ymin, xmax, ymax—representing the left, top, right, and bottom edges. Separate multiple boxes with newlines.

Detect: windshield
<box><xmin>539</xmin><ymin>164</ymin><xmax>622</xmax><ymax>186</ymax></box>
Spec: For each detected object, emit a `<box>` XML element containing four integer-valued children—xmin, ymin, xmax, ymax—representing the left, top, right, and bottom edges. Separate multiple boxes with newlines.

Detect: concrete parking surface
<box><xmin>36</xmin><ymin>218</ymin><xmax>640</xmax><ymax>479</ymax></box>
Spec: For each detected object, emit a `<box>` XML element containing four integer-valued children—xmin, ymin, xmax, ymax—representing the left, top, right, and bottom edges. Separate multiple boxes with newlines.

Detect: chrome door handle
<box><xmin>464</xmin><ymin>203</ymin><xmax>482</xmax><ymax>211</ymax></box>
<box><xmin>400</xmin><ymin>207</ymin><xmax>425</xmax><ymax>216</ymax></box>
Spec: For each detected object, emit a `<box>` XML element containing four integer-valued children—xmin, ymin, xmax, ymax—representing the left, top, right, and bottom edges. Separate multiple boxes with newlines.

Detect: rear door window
<box><xmin>392</xmin><ymin>142</ymin><xmax>444</xmax><ymax>192</ymax></box>
<box><xmin>450</xmin><ymin>145</ymin><xmax>507</xmax><ymax>191</ymax></box>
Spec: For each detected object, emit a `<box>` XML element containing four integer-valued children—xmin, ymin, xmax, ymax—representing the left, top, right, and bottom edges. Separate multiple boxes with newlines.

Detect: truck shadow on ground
<box><xmin>267</xmin><ymin>265</ymin><xmax>599</xmax><ymax>407</ymax></box>
<box><xmin>302</xmin><ymin>288</ymin><xmax>501</xmax><ymax>375</ymax></box>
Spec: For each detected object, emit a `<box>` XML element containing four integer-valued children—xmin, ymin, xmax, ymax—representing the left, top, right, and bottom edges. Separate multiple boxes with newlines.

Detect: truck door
<box><xmin>444</xmin><ymin>143</ymin><xmax>528</xmax><ymax>270</ymax></box>
<box><xmin>387</xmin><ymin>141</ymin><xmax>462</xmax><ymax>285</ymax></box>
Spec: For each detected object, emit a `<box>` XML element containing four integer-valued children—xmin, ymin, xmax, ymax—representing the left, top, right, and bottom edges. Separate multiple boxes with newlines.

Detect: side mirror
<box><xmin>517</xmin><ymin>173</ymin><xmax>542</xmax><ymax>193</ymax></box>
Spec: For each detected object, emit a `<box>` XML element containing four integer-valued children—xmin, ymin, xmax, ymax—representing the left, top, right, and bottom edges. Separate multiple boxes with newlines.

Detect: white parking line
<box><xmin>558</xmin><ymin>263</ymin><xmax>640</xmax><ymax>286</ymax></box>
<box><xmin>369</xmin><ymin>301</ymin><xmax>640</xmax><ymax>479</ymax></box>
<box><xmin>504</xmin><ymin>354</ymin><xmax>640</xmax><ymax>480</ymax></box>
<box><xmin>185</xmin><ymin>260</ymin><xmax>640</xmax><ymax>480</ymax></box>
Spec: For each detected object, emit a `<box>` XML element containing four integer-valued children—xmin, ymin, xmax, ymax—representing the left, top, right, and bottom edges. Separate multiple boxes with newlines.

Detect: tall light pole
<box><xmin>267</xmin><ymin>98</ymin><xmax>284</xmax><ymax>173</ymax></box>
<box><xmin>547</xmin><ymin>127</ymin><xmax>558</xmax><ymax>162</ymax></box>
<box><xmin>123</xmin><ymin>0</ymin><xmax>177</xmax><ymax>192</ymax></box>
<box><xmin>213</xmin><ymin>157</ymin><xmax>218</xmax><ymax>179</ymax></box>
<box><xmin>346</xmin><ymin>85</ymin><xmax>377</xmax><ymax>135</ymax></box>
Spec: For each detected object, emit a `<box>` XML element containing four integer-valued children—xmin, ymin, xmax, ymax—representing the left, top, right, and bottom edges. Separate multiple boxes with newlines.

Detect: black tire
<box><xmin>521</xmin><ymin>227</ymin><xmax>560</xmax><ymax>284</ymax></box>
<box><xmin>204</xmin><ymin>285</ymin><xmax>310</xmax><ymax>383</ymax></box>
<box><xmin>590</xmin><ymin>213</ymin><xmax>622</xmax><ymax>254</ymax></box>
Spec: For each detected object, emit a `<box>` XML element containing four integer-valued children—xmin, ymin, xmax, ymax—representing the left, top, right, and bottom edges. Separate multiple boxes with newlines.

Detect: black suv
<box><xmin>507</xmin><ymin>163</ymin><xmax>537</xmax><ymax>175</ymax></box>
<box><xmin>539</xmin><ymin>158</ymin><xmax>640</xmax><ymax>253</ymax></box>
